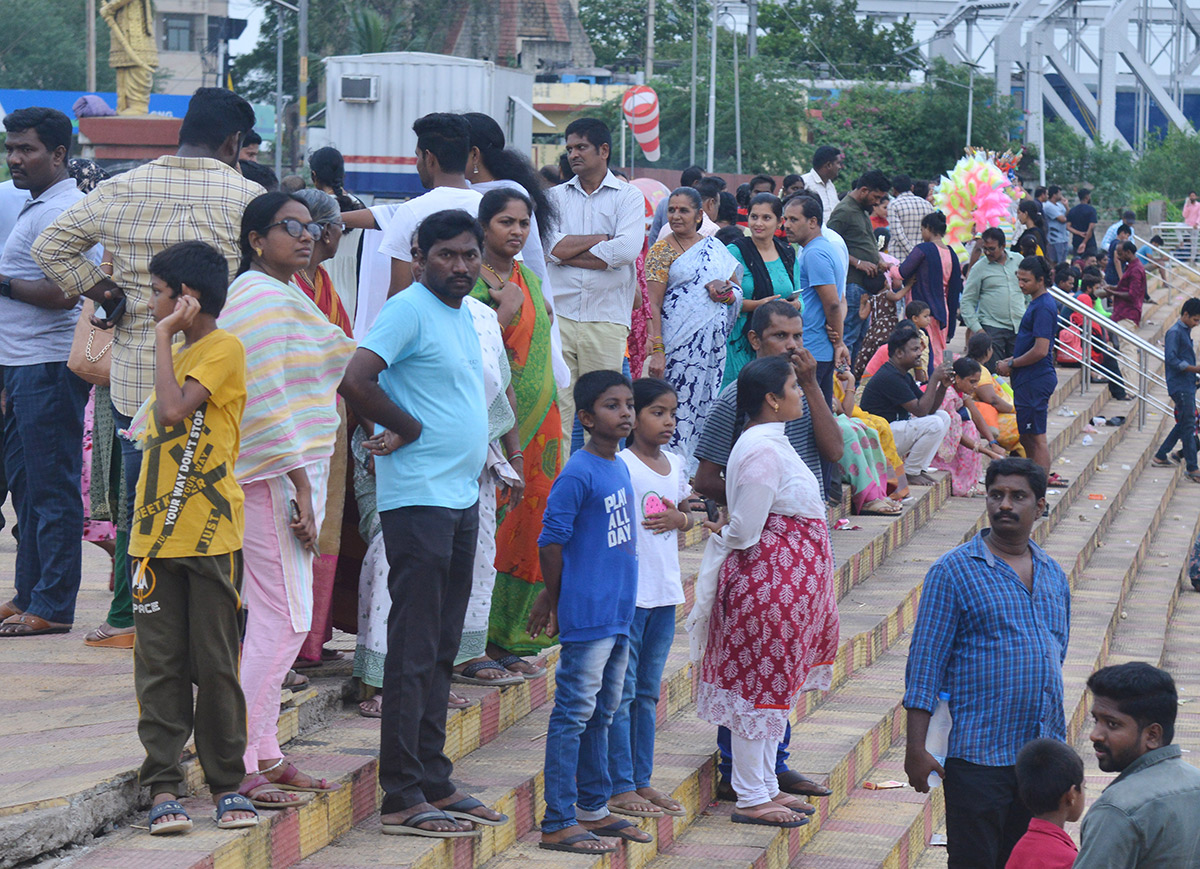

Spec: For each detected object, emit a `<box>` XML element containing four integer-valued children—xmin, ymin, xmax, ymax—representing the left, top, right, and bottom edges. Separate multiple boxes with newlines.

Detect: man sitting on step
<box><xmin>903</xmin><ymin>458</ymin><xmax>1070</xmax><ymax>868</ymax></box>
<box><xmin>859</xmin><ymin>324</ymin><xmax>953</xmax><ymax>487</ymax></box>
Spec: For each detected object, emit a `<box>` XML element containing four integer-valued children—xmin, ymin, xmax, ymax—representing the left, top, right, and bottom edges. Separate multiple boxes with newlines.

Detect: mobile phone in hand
<box><xmin>95</xmin><ymin>295</ymin><xmax>127</xmax><ymax>327</ymax></box>
<box><xmin>289</xmin><ymin>499</ymin><xmax>301</xmax><ymax>524</ymax></box>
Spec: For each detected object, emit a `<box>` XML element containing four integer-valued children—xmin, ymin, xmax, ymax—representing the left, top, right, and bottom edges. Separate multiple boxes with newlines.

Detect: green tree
<box><xmin>578</xmin><ymin>0</ymin><xmax>711</xmax><ymax>70</ymax></box>
<box><xmin>347</xmin><ymin>4</ymin><xmax>405</xmax><ymax>54</ymax></box>
<box><xmin>757</xmin><ymin>0</ymin><xmax>917</xmax><ymax>82</ymax></box>
<box><xmin>0</xmin><ymin>0</ymin><xmax>116</xmax><ymax>91</ymax></box>
<box><xmin>1134</xmin><ymin>125</ymin><xmax>1200</xmax><ymax>201</ymax></box>
<box><xmin>1038</xmin><ymin>119</ymin><xmax>1134</xmax><ymax>217</ymax></box>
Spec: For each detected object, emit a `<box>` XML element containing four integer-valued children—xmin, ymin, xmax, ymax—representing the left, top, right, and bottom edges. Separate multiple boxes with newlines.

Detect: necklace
<box><xmin>482</xmin><ymin>261</ymin><xmax>514</xmax><ymax>285</ymax></box>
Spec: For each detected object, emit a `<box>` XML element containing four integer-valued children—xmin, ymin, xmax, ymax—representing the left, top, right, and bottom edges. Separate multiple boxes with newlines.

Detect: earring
<box><xmin>473</xmin><ymin>165</ymin><xmax>479</xmax><ymax>174</ymax></box>
<box><xmin>254</xmin><ymin>247</ymin><xmax>262</xmax><ymax>257</ymax></box>
<box><xmin>771</xmin><ymin>402</ymin><xmax>780</xmax><ymax>412</ymax></box>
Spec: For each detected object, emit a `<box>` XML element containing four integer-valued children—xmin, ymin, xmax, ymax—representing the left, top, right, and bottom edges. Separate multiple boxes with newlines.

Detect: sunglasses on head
<box><xmin>264</xmin><ymin>218</ymin><xmax>323</xmax><ymax>240</ymax></box>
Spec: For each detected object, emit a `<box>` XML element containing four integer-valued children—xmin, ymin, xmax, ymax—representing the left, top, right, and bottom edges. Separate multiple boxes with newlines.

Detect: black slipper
<box><xmin>777</xmin><ymin>770</ymin><xmax>833</xmax><ymax>798</ymax></box>
<box><xmin>539</xmin><ymin>831</ymin><xmax>618</xmax><ymax>854</ymax></box>
<box><xmin>587</xmin><ymin>818</ymin><xmax>653</xmax><ymax>843</ymax></box>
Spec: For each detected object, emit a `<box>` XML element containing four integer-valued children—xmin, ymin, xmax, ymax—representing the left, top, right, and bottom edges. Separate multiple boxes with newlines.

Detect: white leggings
<box><xmin>731</xmin><ymin>734</ymin><xmax>781</xmax><ymax>808</ymax></box>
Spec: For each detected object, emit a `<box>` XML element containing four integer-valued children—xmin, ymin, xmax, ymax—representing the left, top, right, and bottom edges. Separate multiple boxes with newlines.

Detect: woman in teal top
<box><xmin>724</xmin><ymin>193</ymin><xmax>797</xmax><ymax>386</ymax></box>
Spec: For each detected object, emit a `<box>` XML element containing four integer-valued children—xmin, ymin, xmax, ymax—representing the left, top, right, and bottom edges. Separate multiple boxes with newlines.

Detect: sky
<box><xmin>228</xmin><ymin>0</ymin><xmax>265</xmax><ymax>58</ymax></box>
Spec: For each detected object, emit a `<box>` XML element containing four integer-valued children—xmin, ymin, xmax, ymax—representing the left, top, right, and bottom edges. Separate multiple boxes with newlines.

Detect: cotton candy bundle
<box><xmin>934</xmin><ymin>155</ymin><xmax>1022</xmax><ymax>254</ymax></box>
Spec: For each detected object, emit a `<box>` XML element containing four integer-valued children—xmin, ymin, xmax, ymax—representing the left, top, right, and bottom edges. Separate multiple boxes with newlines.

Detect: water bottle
<box><xmin>925</xmin><ymin>691</ymin><xmax>952</xmax><ymax>788</ymax></box>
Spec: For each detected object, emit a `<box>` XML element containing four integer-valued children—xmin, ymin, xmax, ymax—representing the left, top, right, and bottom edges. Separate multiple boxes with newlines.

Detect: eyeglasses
<box><xmin>264</xmin><ymin>218</ymin><xmax>323</xmax><ymax>240</ymax></box>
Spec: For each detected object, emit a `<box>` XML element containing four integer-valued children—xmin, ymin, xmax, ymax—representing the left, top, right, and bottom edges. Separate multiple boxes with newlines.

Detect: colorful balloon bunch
<box><xmin>934</xmin><ymin>155</ymin><xmax>1022</xmax><ymax>252</ymax></box>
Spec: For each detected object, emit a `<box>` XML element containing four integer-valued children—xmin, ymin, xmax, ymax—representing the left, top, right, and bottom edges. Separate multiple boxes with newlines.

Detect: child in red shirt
<box><xmin>1006</xmin><ymin>738</ymin><xmax>1085</xmax><ymax>869</ymax></box>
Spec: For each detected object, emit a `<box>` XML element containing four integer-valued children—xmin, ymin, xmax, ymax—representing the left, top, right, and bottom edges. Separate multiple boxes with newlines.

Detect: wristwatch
<box><xmin>0</xmin><ymin>278</ymin><xmax>12</xmax><ymax>298</ymax></box>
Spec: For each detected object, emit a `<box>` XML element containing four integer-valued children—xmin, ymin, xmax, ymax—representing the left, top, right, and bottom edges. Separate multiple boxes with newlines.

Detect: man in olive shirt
<box><xmin>961</xmin><ymin>227</ymin><xmax>1026</xmax><ymax>371</ymax></box>
<box><xmin>827</xmin><ymin>170</ymin><xmax>890</xmax><ymax>365</ymax></box>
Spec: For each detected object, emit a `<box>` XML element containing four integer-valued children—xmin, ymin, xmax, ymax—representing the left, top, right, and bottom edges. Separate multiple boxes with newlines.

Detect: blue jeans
<box><xmin>717</xmin><ymin>722</ymin><xmax>791</xmax><ymax>780</ymax></box>
<box><xmin>609</xmin><ymin>605</ymin><xmax>676</xmax><ymax>794</ymax></box>
<box><xmin>4</xmin><ymin>362</ymin><xmax>90</xmax><ymax>623</ymax></box>
<box><xmin>1156</xmin><ymin>390</ymin><xmax>1199</xmax><ymax>472</ymax></box>
<box><xmin>542</xmin><ymin>633</ymin><xmax>630</xmax><ymax>832</ymax></box>
<box><xmin>111</xmin><ymin>407</ymin><xmax>142</xmax><ymax>594</ymax></box>
<box><xmin>844</xmin><ymin>283</ymin><xmax>868</xmax><ymax>365</ymax></box>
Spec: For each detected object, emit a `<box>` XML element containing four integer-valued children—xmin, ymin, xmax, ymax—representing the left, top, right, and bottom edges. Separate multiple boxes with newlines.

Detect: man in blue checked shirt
<box><xmin>903</xmin><ymin>457</ymin><xmax>1070</xmax><ymax>869</ymax></box>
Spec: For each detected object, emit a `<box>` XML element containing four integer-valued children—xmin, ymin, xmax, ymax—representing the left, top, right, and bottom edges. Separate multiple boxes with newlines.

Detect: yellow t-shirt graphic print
<box><xmin>128</xmin><ymin>329</ymin><xmax>247</xmax><ymax>559</ymax></box>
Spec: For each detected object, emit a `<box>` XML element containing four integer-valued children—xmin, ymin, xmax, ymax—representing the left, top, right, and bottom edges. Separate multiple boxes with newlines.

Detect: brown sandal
<box><xmin>84</xmin><ymin>623</ymin><xmax>135</xmax><ymax>648</ymax></box>
<box><xmin>0</xmin><ymin>613</ymin><xmax>71</xmax><ymax>637</ymax></box>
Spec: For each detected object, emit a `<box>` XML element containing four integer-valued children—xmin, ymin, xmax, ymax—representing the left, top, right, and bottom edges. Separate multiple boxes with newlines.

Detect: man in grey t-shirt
<box><xmin>0</xmin><ymin>108</ymin><xmax>96</xmax><ymax>636</ymax></box>
<box><xmin>693</xmin><ymin>298</ymin><xmax>844</xmax><ymax>803</ymax></box>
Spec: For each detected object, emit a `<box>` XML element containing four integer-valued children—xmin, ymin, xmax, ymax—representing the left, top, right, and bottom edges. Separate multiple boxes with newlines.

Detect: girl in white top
<box><xmin>687</xmin><ymin>355</ymin><xmax>840</xmax><ymax>827</ymax></box>
<box><xmin>607</xmin><ymin>379</ymin><xmax>694</xmax><ymax>823</ymax></box>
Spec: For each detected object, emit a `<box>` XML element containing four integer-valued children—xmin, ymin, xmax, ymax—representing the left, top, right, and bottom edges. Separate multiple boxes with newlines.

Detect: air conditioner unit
<box><xmin>340</xmin><ymin>75</ymin><xmax>379</xmax><ymax>103</ymax></box>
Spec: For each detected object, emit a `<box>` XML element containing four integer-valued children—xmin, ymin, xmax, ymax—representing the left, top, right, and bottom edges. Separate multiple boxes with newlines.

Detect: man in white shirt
<box><xmin>545</xmin><ymin>118</ymin><xmax>644</xmax><ymax>449</ymax></box>
<box><xmin>800</xmin><ymin>145</ymin><xmax>843</xmax><ymax>227</ymax></box>
<box><xmin>378</xmin><ymin>113</ymin><xmax>482</xmax><ymax>297</ymax></box>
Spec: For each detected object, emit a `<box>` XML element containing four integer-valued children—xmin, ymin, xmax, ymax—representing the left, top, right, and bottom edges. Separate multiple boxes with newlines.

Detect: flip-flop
<box><xmin>381</xmin><ymin>809</ymin><xmax>480</xmax><ymax>838</ymax></box>
<box><xmin>148</xmin><ymin>799</ymin><xmax>193</xmax><ymax>836</ymax></box>
<box><xmin>0</xmin><ymin>600</ymin><xmax>23</xmax><ymax>620</ymax></box>
<box><xmin>84</xmin><ymin>623</ymin><xmax>135</xmax><ymax>648</ymax></box>
<box><xmin>359</xmin><ymin>696</ymin><xmax>383</xmax><ymax>718</ymax></box>
<box><xmin>859</xmin><ymin>498</ymin><xmax>903</xmax><ymax>516</ymax></box>
<box><xmin>538</xmin><ymin>831</ymin><xmax>617</xmax><ymax>854</ymax></box>
<box><xmin>773</xmin><ymin>794</ymin><xmax>817</xmax><ymax>815</ymax></box>
<box><xmin>777</xmin><ymin>770</ymin><xmax>834</xmax><ymax>798</ymax></box>
<box><xmin>643</xmin><ymin>794</ymin><xmax>687</xmax><ymax>817</ymax></box>
<box><xmin>438</xmin><ymin>795</ymin><xmax>507</xmax><ymax>827</ymax></box>
<box><xmin>0</xmin><ymin>613</ymin><xmax>71</xmax><ymax>637</ymax></box>
<box><xmin>273</xmin><ymin>762</ymin><xmax>340</xmax><ymax>793</ymax></box>
<box><xmin>239</xmin><ymin>774</ymin><xmax>311</xmax><ymax>809</ymax></box>
<box><xmin>282</xmin><ymin>670</ymin><xmax>309</xmax><ymax>690</ymax></box>
<box><xmin>586</xmin><ymin>818</ymin><xmax>653</xmax><ymax>843</ymax></box>
<box><xmin>448</xmin><ymin>691</ymin><xmax>477</xmax><ymax>710</ymax></box>
<box><xmin>495</xmin><ymin>653</ymin><xmax>546</xmax><ymax>679</ymax></box>
<box><xmin>731</xmin><ymin>801</ymin><xmax>809</xmax><ymax>828</ymax></box>
<box><xmin>213</xmin><ymin>794</ymin><xmax>259</xmax><ymax>829</ymax></box>
<box><xmin>1047</xmin><ymin>473</ymin><xmax>1070</xmax><ymax>488</ymax></box>
<box><xmin>608</xmin><ymin>799</ymin><xmax>665</xmax><ymax>818</ymax></box>
<box><xmin>451</xmin><ymin>659</ymin><xmax>524</xmax><ymax>686</ymax></box>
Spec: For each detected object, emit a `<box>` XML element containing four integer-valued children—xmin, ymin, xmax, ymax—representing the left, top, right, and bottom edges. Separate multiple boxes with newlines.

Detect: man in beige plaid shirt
<box><xmin>31</xmin><ymin>87</ymin><xmax>262</xmax><ymax>645</ymax></box>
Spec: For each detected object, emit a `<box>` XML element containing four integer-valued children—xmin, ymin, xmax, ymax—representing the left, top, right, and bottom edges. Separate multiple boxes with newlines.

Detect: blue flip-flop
<box><xmin>148</xmin><ymin>799</ymin><xmax>193</xmax><ymax>836</ymax></box>
<box><xmin>213</xmin><ymin>793</ymin><xmax>259</xmax><ymax>829</ymax></box>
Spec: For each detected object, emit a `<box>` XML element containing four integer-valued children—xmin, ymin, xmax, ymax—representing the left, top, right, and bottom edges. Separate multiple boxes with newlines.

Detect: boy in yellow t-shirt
<box><xmin>128</xmin><ymin>241</ymin><xmax>256</xmax><ymax>835</ymax></box>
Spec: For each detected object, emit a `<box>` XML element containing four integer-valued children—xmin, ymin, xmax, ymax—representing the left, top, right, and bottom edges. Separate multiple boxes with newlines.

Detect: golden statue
<box><xmin>100</xmin><ymin>0</ymin><xmax>158</xmax><ymax>116</ymax></box>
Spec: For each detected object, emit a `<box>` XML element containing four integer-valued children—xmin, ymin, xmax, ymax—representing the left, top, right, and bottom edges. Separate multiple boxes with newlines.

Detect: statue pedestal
<box><xmin>78</xmin><ymin>116</ymin><xmax>183</xmax><ymax>162</ymax></box>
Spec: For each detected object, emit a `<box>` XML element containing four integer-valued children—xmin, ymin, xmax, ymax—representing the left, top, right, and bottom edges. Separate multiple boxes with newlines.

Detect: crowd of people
<box><xmin>0</xmin><ymin>85</ymin><xmax>1198</xmax><ymax>865</ymax></box>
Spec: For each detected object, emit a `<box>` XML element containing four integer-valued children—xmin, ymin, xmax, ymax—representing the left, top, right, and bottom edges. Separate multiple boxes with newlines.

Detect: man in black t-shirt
<box><xmin>1066</xmin><ymin>188</ymin><xmax>1099</xmax><ymax>257</ymax></box>
<box><xmin>861</xmin><ymin>325</ymin><xmax>953</xmax><ymax>485</ymax></box>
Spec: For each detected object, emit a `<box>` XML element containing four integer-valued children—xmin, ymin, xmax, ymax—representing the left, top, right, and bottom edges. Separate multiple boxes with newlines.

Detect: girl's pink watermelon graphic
<box><xmin>642</xmin><ymin>491</ymin><xmax>667</xmax><ymax>518</ymax></box>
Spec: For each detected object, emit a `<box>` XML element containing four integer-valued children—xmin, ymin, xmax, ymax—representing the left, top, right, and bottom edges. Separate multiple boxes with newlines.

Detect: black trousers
<box><xmin>981</xmin><ymin>325</ymin><xmax>1018</xmax><ymax>373</ymax></box>
<box><xmin>378</xmin><ymin>503</ymin><xmax>479</xmax><ymax>813</ymax></box>
<box><xmin>943</xmin><ymin>758</ymin><xmax>1031</xmax><ymax>869</ymax></box>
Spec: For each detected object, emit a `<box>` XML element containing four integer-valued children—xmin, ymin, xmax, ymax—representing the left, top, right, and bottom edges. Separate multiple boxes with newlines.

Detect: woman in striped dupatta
<box><xmin>289</xmin><ymin>189</ymin><xmax>357</xmax><ymax>669</ymax></box>
<box><xmin>219</xmin><ymin>193</ymin><xmax>356</xmax><ymax>808</ymax></box>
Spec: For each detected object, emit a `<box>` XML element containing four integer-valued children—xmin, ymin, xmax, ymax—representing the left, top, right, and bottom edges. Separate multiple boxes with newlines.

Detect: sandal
<box><xmin>0</xmin><ymin>613</ymin><xmax>71</xmax><ymax>637</ymax></box>
<box><xmin>585</xmin><ymin>818</ymin><xmax>653</xmax><ymax>843</ymax></box>
<box><xmin>859</xmin><ymin>498</ymin><xmax>902</xmax><ymax>516</ymax></box>
<box><xmin>273</xmin><ymin>762</ymin><xmax>340</xmax><ymax>793</ymax></box>
<box><xmin>494</xmin><ymin>653</ymin><xmax>546</xmax><ymax>679</ymax></box>
<box><xmin>777</xmin><ymin>770</ymin><xmax>833</xmax><ymax>798</ymax></box>
<box><xmin>0</xmin><ymin>600</ymin><xmax>23</xmax><ymax>621</ymax></box>
<box><xmin>439</xmin><ymin>795</ymin><xmax>507</xmax><ymax>827</ymax></box>
<box><xmin>238</xmin><ymin>774</ymin><xmax>310</xmax><ymax>809</ymax></box>
<box><xmin>213</xmin><ymin>793</ymin><xmax>259</xmax><ymax>829</ymax></box>
<box><xmin>773</xmin><ymin>793</ymin><xmax>817</xmax><ymax>815</ymax></box>
<box><xmin>1152</xmin><ymin>456</ymin><xmax>1176</xmax><ymax>467</ymax></box>
<box><xmin>538</xmin><ymin>831</ymin><xmax>617</xmax><ymax>854</ymax></box>
<box><xmin>282</xmin><ymin>670</ymin><xmax>309</xmax><ymax>690</ymax></box>
<box><xmin>608</xmin><ymin>796</ymin><xmax>665</xmax><ymax>818</ymax></box>
<box><xmin>448</xmin><ymin>691</ymin><xmax>477</xmax><ymax>710</ymax></box>
<box><xmin>84</xmin><ymin>622</ymin><xmax>135</xmax><ymax>649</ymax></box>
<box><xmin>1047</xmin><ymin>472</ymin><xmax>1070</xmax><ymax>488</ymax></box>
<box><xmin>1187</xmin><ymin>471</ymin><xmax>1200</xmax><ymax>485</ymax></box>
<box><xmin>359</xmin><ymin>695</ymin><xmax>383</xmax><ymax>718</ymax></box>
<box><xmin>639</xmin><ymin>789</ymin><xmax>687</xmax><ymax>817</ymax></box>
<box><xmin>381</xmin><ymin>809</ymin><xmax>480</xmax><ymax>838</ymax></box>
<box><xmin>451</xmin><ymin>659</ymin><xmax>524</xmax><ymax>686</ymax></box>
<box><xmin>731</xmin><ymin>800</ymin><xmax>809</xmax><ymax>828</ymax></box>
<box><xmin>148</xmin><ymin>799</ymin><xmax>193</xmax><ymax>836</ymax></box>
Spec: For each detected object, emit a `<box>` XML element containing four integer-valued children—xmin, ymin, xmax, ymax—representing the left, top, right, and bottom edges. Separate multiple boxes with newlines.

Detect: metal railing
<box><xmin>1047</xmin><ymin>286</ymin><xmax>1170</xmax><ymax>429</ymax></box>
<box><xmin>1132</xmin><ymin>232</ymin><xmax>1200</xmax><ymax>286</ymax></box>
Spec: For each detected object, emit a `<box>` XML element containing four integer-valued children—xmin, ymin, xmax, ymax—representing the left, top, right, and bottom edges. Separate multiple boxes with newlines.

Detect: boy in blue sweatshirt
<box><xmin>533</xmin><ymin>370</ymin><xmax>640</xmax><ymax>855</ymax></box>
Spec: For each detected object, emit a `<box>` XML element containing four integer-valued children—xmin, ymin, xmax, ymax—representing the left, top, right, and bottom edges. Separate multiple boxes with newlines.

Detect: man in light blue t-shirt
<box><xmin>1042</xmin><ymin>186</ymin><xmax>1069</xmax><ymax>263</ymax></box>
<box><xmin>341</xmin><ymin>209</ymin><xmax>502</xmax><ymax>839</ymax></box>
<box><xmin>784</xmin><ymin>193</ymin><xmax>847</xmax><ymax>500</ymax></box>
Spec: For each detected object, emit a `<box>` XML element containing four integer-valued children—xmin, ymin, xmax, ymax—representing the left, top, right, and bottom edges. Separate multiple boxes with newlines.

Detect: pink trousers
<box><xmin>239</xmin><ymin>463</ymin><xmax>328</xmax><ymax>772</ymax></box>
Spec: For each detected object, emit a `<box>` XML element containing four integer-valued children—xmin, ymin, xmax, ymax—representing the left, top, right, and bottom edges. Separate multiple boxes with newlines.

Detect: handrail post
<box><xmin>1081</xmin><ymin>315</ymin><xmax>1093</xmax><ymax>395</ymax></box>
<box><xmin>1138</xmin><ymin>347</ymin><xmax>1147</xmax><ymax>431</ymax></box>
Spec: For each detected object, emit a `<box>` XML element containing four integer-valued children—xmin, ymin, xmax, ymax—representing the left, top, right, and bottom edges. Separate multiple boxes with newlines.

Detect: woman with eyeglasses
<box><xmin>218</xmin><ymin>192</ymin><xmax>356</xmax><ymax>809</ymax></box>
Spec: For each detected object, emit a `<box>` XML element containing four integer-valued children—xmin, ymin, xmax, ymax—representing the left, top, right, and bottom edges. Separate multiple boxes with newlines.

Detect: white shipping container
<box><xmin>322</xmin><ymin>51</ymin><xmax>540</xmax><ymax>199</ymax></box>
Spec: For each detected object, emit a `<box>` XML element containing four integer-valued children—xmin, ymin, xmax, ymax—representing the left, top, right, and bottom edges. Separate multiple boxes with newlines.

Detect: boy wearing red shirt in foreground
<box><xmin>1006</xmin><ymin>738</ymin><xmax>1085</xmax><ymax>868</ymax></box>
